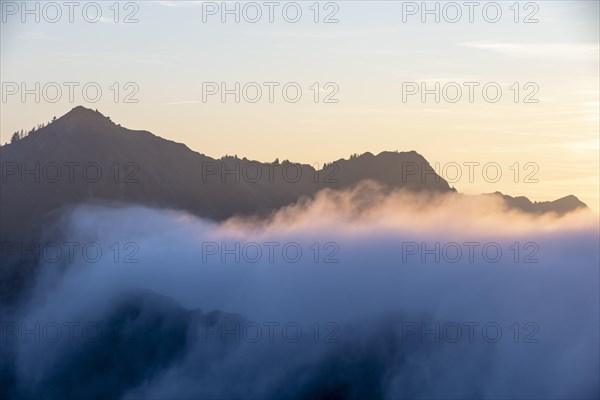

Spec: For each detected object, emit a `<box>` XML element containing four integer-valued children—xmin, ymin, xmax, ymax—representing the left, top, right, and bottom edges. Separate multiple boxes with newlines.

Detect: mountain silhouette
<box><xmin>0</xmin><ymin>107</ymin><xmax>588</xmax><ymax>306</ymax></box>
<box><xmin>1</xmin><ymin>106</ymin><xmax>588</xmax><ymax>239</ymax></box>
<box><xmin>485</xmin><ymin>192</ymin><xmax>587</xmax><ymax>215</ymax></box>
<box><xmin>1</xmin><ymin>106</ymin><xmax>458</xmax><ymax>241</ymax></box>
<box><xmin>1</xmin><ymin>106</ymin><xmax>589</xmax><ymax>238</ymax></box>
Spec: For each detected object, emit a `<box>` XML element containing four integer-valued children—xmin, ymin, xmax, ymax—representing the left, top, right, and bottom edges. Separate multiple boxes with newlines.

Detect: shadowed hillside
<box><xmin>0</xmin><ymin>107</ymin><xmax>588</xmax><ymax>307</ymax></box>
<box><xmin>1</xmin><ymin>106</ymin><xmax>455</xmax><ymax>242</ymax></box>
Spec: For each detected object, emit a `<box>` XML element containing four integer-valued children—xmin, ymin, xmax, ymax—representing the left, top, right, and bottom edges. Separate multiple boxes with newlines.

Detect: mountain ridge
<box><xmin>0</xmin><ymin>106</ymin><xmax>590</xmax><ymax>307</ymax></box>
<box><xmin>1</xmin><ymin>106</ymin><xmax>588</xmax><ymax>243</ymax></box>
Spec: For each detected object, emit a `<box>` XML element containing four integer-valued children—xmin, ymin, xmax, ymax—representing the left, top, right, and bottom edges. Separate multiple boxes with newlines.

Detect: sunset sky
<box><xmin>1</xmin><ymin>0</ymin><xmax>598</xmax><ymax>210</ymax></box>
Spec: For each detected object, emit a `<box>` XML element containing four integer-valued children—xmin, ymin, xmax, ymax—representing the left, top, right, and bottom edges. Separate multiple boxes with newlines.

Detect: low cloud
<box><xmin>3</xmin><ymin>183</ymin><xmax>598</xmax><ymax>399</ymax></box>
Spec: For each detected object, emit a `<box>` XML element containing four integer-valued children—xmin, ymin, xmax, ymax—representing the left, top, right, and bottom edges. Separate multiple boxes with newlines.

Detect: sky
<box><xmin>1</xmin><ymin>0</ymin><xmax>599</xmax><ymax>211</ymax></box>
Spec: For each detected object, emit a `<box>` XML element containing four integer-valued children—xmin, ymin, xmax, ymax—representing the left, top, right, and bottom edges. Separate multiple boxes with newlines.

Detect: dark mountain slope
<box><xmin>0</xmin><ymin>107</ymin><xmax>589</xmax><ymax>307</ymax></box>
<box><xmin>488</xmin><ymin>192</ymin><xmax>587</xmax><ymax>215</ymax></box>
<box><xmin>0</xmin><ymin>106</ymin><xmax>453</xmax><ymax>242</ymax></box>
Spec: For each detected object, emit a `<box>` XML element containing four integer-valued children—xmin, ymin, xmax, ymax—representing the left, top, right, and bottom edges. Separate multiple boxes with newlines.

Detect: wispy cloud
<box><xmin>58</xmin><ymin>52</ymin><xmax>187</xmax><ymax>66</ymax></box>
<box><xmin>153</xmin><ymin>0</ymin><xmax>206</xmax><ymax>7</ymax></box>
<box><xmin>17</xmin><ymin>32</ymin><xmax>56</xmax><ymax>41</ymax></box>
<box><xmin>162</xmin><ymin>100</ymin><xmax>203</xmax><ymax>105</ymax></box>
<box><xmin>458</xmin><ymin>42</ymin><xmax>600</xmax><ymax>59</ymax></box>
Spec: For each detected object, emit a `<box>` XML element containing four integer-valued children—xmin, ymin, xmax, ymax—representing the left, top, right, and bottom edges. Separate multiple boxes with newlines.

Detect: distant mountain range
<box><xmin>0</xmin><ymin>106</ymin><xmax>587</xmax><ymax>241</ymax></box>
<box><xmin>0</xmin><ymin>106</ymin><xmax>588</xmax><ymax>306</ymax></box>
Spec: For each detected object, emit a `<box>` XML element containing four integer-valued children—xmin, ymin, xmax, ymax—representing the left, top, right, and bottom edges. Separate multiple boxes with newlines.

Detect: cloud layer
<box><xmin>3</xmin><ymin>184</ymin><xmax>599</xmax><ymax>399</ymax></box>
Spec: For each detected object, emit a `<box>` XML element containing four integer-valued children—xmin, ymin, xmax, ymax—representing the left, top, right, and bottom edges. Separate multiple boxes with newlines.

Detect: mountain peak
<box><xmin>50</xmin><ymin>105</ymin><xmax>116</xmax><ymax>129</ymax></box>
<box><xmin>61</xmin><ymin>105</ymin><xmax>109</xmax><ymax>121</ymax></box>
<box><xmin>70</xmin><ymin>105</ymin><xmax>94</xmax><ymax>113</ymax></box>
<box><xmin>491</xmin><ymin>192</ymin><xmax>587</xmax><ymax>215</ymax></box>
